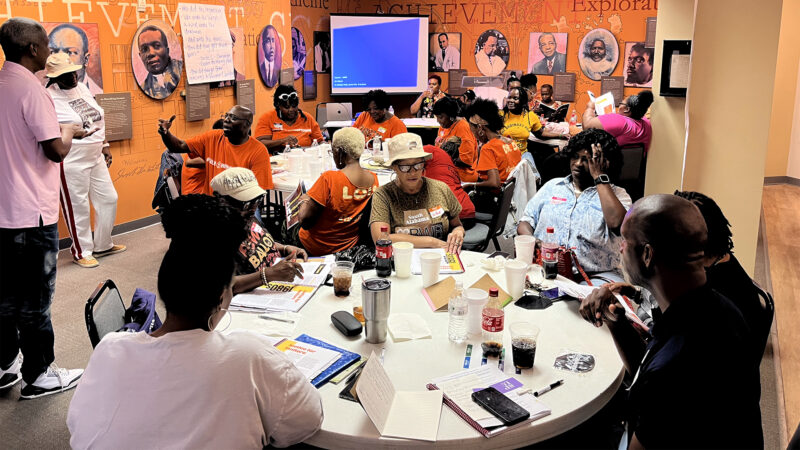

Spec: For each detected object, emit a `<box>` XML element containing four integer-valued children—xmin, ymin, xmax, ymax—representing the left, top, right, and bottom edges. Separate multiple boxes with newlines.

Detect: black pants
<box><xmin>0</xmin><ymin>224</ymin><xmax>58</xmax><ymax>383</ymax></box>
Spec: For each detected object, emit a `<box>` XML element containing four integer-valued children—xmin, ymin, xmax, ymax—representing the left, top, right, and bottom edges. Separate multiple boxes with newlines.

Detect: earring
<box><xmin>208</xmin><ymin>307</ymin><xmax>231</xmax><ymax>332</ymax></box>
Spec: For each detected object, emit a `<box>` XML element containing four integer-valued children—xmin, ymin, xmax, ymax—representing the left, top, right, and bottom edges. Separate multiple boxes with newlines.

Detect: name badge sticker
<box><xmin>377</xmin><ymin>127</ymin><xmax>386</xmax><ymax>134</ymax></box>
<box><xmin>550</xmin><ymin>196</ymin><xmax>567</xmax><ymax>205</ymax></box>
<box><xmin>273</xmin><ymin>123</ymin><xmax>283</xmax><ymax>130</ymax></box>
<box><xmin>429</xmin><ymin>205</ymin><xmax>445</xmax><ymax>219</ymax></box>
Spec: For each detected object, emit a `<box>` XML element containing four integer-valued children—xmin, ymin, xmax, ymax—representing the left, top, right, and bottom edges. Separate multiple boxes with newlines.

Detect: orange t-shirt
<box><xmin>299</xmin><ymin>170</ymin><xmax>379</xmax><ymax>256</ymax></box>
<box><xmin>475</xmin><ymin>138</ymin><xmax>521</xmax><ymax>183</ymax></box>
<box><xmin>253</xmin><ymin>110</ymin><xmax>324</xmax><ymax>147</ymax></box>
<box><xmin>181</xmin><ymin>154</ymin><xmax>205</xmax><ymax>195</ymax></box>
<box><xmin>352</xmin><ymin>113</ymin><xmax>407</xmax><ymax>141</ymax></box>
<box><xmin>185</xmin><ymin>130</ymin><xmax>273</xmax><ymax>194</ymax></box>
<box><xmin>434</xmin><ymin>118</ymin><xmax>478</xmax><ymax>182</ymax></box>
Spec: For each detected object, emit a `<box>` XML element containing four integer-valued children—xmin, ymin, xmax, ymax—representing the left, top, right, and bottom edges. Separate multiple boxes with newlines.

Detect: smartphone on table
<box><xmin>471</xmin><ymin>387</ymin><xmax>530</xmax><ymax>426</ymax></box>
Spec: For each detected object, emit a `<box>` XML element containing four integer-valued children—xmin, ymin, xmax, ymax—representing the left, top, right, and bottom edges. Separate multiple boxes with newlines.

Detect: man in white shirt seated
<box><xmin>67</xmin><ymin>194</ymin><xmax>323</xmax><ymax>449</ymax></box>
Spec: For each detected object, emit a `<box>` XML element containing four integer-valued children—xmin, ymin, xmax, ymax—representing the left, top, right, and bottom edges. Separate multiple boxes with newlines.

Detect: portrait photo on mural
<box><xmin>474</xmin><ymin>29</ymin><xmax>509</xmax><ymax>77</ymax></box>
<box><xmin>292</xmin><ymin>27</ymin><xmax>307</xmax><ymax>81</ymax></box>
<box><xmin>258</xmin><ymin>25</ymin><xmax>282</xmax><ymax>87</ymax></box>
<box><xmin>429</xmin><ymin>32</ymin><xmax>461</xmax><ymax>72</ymax></box>
<box><xmin>212</xmin><ymin>27</ymin><xmax>245</xmax><ymax>88</ymax></box>
<box><xmin>44</xmin><ymin>23</ymin><xmax>103</xmax><ymax>95</ymax></box>
<box><xmin>313</xmin><ymin>31</ymin><xmax>330</xmax><ymax>74</ymax></box>
<box><xmin>578</xmin><ymin>28</ymin><xmax>619</xmax><ymax>81</ymax></box>
<box><xmin>528</xmin><ymin>32</ymin><xmax>567</xmax><ymax>75</ymax></box>
<box><xmin>624</xmin><ymin>41</ymin><xmax>654</xmax><ymax>87</ymax></box>
<box><xmin>131</xmin><ymin>20</ymin><xmax>183</xmax><ymax>100</ymax></box>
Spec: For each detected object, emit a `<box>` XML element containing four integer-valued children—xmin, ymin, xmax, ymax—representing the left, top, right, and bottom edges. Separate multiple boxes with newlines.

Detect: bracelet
<box><xmin>260</xmin><ymin>266</ymin><xmax>269</xmax><ymax>286</ymax></box>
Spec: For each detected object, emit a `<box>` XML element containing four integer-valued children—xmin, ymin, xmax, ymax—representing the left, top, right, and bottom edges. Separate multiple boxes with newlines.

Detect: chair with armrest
<box><xmin>85</xmin><ymin>279</ymin><xmax>126</xmax><ymax>348</ymax></box>
<box><xmin>462</xmin><ymin>178</ymin><xmax>516</xmax><ymax>252</ymax></box>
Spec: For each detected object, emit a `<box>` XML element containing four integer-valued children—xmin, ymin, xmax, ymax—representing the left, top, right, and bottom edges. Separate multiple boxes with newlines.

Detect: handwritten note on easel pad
<box><xmin>178</xmin><ymin>3</ymin><xmax>234</xmax><ymax>84</ymax></box>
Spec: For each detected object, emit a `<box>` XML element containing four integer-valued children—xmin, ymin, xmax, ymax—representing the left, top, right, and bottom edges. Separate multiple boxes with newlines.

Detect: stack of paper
<box><xmin>410</xmin><ymin>249</ymin><xmax>465</xmax><ymax>275</ymax></box>
<box><xmin>231</xmin><ymin>256</ymin><xmax>333</xmax><ymax>313</ymax></box>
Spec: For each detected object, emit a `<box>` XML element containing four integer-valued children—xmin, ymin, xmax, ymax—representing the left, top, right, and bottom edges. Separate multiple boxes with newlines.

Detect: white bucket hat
<box><xmin>386</xmin><ymin>133</ymin><xmax>431</xmax><ymax>165</ymax></box>
<box><xmin>45</xmin><ymin>53</ymin><xmax>83</xmax><ymax>78</ymax></box>
<box><xmin>210</xmin><ymin>167</ymin><xmax>266</xmax><ymax>202</ymax></box>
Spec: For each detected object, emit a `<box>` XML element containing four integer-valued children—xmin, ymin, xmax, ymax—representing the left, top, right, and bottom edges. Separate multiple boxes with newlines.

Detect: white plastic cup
<box><xmin>300</xmin><ymin>153</ymin><xmax>314</xmax><ymax>178</ymax></box>
<box><xmin>419</xmin><ymin>252</ymin><xmax>441</xmax><ymax>288</ymax></box>
<box><xmin>309</xmin><ymin>158</ymin><xmax>323</xmax><ymax>180</ymax></box>
<box><xmin>464</xmin><ymin>288</ymin><xmax>489</xmax><ymax>335</ymax></box>
<box><xmin>288</xmin><ymin>154</ymin><xmax>302</xmax><ymax>174</ymax></box>
<box><xmin>505</xmin><ymin>259</ymin><xmax>529</xmax><ymax>300</ymax></box>
<box><xmin>514</xmin><ymin>235</ymin><xmax>536</xmax><ymax>265</ymax></box>
<box><xmin>392</xmin><ymin>242</ymin><xmax>414</xmax><ymax>278</ymax></box>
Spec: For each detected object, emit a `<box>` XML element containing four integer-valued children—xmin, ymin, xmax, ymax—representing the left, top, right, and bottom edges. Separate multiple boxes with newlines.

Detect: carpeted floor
<box><xmin>0</xmin><ymin>223</ymin><xmax>784</xmax><ymax>449</ymax></box>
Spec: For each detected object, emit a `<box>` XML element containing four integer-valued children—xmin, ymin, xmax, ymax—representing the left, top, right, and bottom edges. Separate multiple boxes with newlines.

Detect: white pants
<box><xmin>59</xmin><ymin>143</ymin><xmax>118</xmax><ymax>260</ymax></box>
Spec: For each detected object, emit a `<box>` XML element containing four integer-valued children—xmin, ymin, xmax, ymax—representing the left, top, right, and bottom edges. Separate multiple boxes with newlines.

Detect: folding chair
<box><xmin>752</xmin><ymin>281</ymin><xmax>775</xmax><ymax>361</ymax></box>
<box><xmin>462</xmin><ymin>178</ymin><xmax>516</xmax><ymax>252</ymax></box>
<box><xmin>85</xmin><ymin>279</ymin><xmax>127</xmax><ymax>348</ymax></box>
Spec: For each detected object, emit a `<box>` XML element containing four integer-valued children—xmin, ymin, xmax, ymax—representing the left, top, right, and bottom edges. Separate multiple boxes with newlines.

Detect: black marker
<box><xmin>533</xmin><ymin>379</ymin><xmax>564</xmax><ymax>397</ymax></box>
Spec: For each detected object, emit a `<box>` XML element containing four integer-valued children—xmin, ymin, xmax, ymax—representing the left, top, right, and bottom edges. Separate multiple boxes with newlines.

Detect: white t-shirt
<box><xmin>67</xmin><ymin>329</ymin><xmax>324</xmax><ymax>449</ymax></box>
<box><xmin>47</xmin><ymin>82</ymin><xmax>106</xmax><ymax>147</ymax></box>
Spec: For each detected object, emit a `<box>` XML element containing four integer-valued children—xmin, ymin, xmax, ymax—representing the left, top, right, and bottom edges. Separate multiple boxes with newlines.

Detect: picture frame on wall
<box><xmin>659</xmin><ymin>40</ymin><xmax>691</xmax><ymax>97</ymax></box>
<box><xmin>624</xmin><ymin>42</ymin><xmax>654</xmax><ymax>87</ymax></box>
<box><xmin>44</xmin><ymin>23</ymin><xmax>104</xmax><ymax>95</ymax></box>
<box><xmin>131</xmin><ymin>19</ymin><xmax>183</xmax><ymax>100</ymax></box>
<box><xmin>303</xmin><ymin>70</ymin><xmax>317</xmax><ymax>100</ymax></box>
<box><xmin>474</xmin><ymin>29</ymin><xmax>509</xmax><ymax>77</ymax></box>
<box><xmin>578</xmin><ymin>28</ymin><xmax>619</xmax><ymax>81</ymax></box>
<box><xmin>528</xmin><ymin>32</ymin><xmax>567</xmax><ymax>75</ymax></box>
<box><xmin>429</xmin><ymin>32</ymin><xmax>461</xmax><ymax>72</ymax></box>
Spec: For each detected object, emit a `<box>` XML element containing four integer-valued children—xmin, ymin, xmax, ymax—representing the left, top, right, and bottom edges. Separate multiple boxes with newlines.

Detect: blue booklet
<box><xmin>295</xmin><ymin>334</ymin><xmax>360</xmax><ymax>388</ymax></box>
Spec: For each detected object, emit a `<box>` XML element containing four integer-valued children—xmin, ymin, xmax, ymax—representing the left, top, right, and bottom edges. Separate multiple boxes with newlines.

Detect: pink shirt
<box><xmin>0</xmin><ymin>61</ymin><xmax>62</xmax><ymax>228</ymax></box>
<box><xmin>598</xmin><ymin>114</ymin><xmax>652</xmax><ymax>153</ymax></box>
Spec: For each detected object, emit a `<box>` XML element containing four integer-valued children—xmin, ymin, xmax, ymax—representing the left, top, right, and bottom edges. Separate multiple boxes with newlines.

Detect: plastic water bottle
<box><xmin>448</xmin><ymin>281</ymin><xmax>467</xmax><ymax>343</ymax></box>
<box><xmin>283</xmin><ymin>143</ymin><xmax>291</xmax><ymax>154</ymax></box>
<box><xmin>481</xmin><ymin>288</ymin><xmax>504</xmax><ymax>357</ymax></box>
<box><xmin>542</xmin><ymin>226</ymin><xmax>559</xmax><ymax>279</ymax></box>
<box><xmin>388</xmin><ymin>105</ymin><xmax>395</xmax><ymax>115</ymax></box>
<box><xmin>569</xmin><ymin>109</ymin><xmax>577</xmax><ymax>126</ymax></box>
<box><xmin>311</xmin><ymin>139</ymin><xmax>318</xmax><ymax>147</ymax></box>
<box><xmin>372</xmin><ymin>135</ymin><xmax>382</xmax><ymax>157</ymax></box>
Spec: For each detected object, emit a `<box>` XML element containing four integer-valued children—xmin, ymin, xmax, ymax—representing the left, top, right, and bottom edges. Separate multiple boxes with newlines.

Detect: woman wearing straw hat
<box><xmin>45</xmin><ymin>53</ymin><xmax>125</xmax><ymax>268</ymax></box>
<box><xmin>369</xmin><ymin>133</ymin><xmax>465</xmax><ymax>254</ymax></box>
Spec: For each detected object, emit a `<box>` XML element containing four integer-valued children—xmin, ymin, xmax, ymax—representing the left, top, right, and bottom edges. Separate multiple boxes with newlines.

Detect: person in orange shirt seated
<box><xmin>181</xmin><ymin>119</ymin><xmax>223</xmax><ymax>195</ymax></box>
<box><xmin>296</xmin><ymin>127</ymin><xmax>379</xmax><ymax>256</ymax></box>
<box><xmin>353</xmin><ymin>89</ymin><xmax>407</xmax><ymax>141</ymax></box>
<box><xmin>254</xmin><ymin>85</ymin><xmax>324</xmax><ymax>154</ymax></box>
<box><xmin>159</xmin><ymin>105</ymin><xmax>273</xmax><ymax>195</ymax></box>
<box><xmin>464</xmin><ymin>98</ymin><xmax>521</xmax><ymax>192</ymax></box>
<box><xmin>433</xmin><ymin>96</ymin><xmax>478</xmax><ymax>182</ymax></box>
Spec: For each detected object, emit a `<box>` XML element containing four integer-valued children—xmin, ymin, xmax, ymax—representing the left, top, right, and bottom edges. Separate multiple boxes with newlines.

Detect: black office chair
<box><xmin>85</xmin><ymin>279</ymin><xmax>126</xmax><ymax>348</ymax></box>
<box><xmin>752</xmin><ymin>280</ymin><xmax>775</xmax><ymax>360</ymax></box>
<box><xmin>617</xmin><ymin>143</ymin><xmax>647</xmax><ymax>201</ymax></box>
<box><xmin>463</xmin><ymin>178</ymin><xmax>516</xmax><ymax>252</ymax></box>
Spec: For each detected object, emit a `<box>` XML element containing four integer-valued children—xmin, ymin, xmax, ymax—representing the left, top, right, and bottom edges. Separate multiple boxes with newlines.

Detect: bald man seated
<box><xmin>158</xmin><ymin>105</ymin><xmax>273</xmax><ymax>195</ymax></box>
<box><xmin>579</xmin><ymin>195</ymin><xmax>763</xmax><ymax>450</ymax></box>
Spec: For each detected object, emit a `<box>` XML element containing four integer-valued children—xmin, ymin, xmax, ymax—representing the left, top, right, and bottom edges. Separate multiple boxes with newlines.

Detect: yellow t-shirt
<box><xmin>500</xmin><ymin>110</ymin><xmax>542</xmax><ymax>153</ymax></box>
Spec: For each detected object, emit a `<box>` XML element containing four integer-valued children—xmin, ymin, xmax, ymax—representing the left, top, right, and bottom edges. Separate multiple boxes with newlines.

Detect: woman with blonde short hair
<box><xmin>297</xmin><ymin>127</ymin><xmax>380</xmax><ymax>256</ymax></box>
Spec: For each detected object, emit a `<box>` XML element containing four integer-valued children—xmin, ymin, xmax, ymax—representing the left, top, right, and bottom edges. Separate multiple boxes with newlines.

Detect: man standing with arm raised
<box><xmin>158</xmin><ymin>105</ymin><xmax>273</xmax><ymax>195</ymax></box>
<box><xmin>0</xmin><ymin>18</ymin><xmax>92</xmax><ymax>399</ymax></box>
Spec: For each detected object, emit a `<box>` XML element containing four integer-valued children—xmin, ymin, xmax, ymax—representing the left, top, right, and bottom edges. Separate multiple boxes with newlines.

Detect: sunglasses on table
<box><xmin>396</xmin><ymin>162</ymin><xmax>425</xmax><ymax>173</ymax></box>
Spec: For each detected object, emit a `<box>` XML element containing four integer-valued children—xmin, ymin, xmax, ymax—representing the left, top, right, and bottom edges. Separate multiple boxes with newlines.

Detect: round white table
<box><xmin>230</xmin><ymin>251</ymin><xmax>624</xmax><ymax>449</ymax></box>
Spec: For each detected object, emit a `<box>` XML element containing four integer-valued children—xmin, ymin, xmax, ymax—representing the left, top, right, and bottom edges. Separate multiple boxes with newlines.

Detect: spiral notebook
<box><xmin>426</xmin><ymin>365</ymin><xmax>551</xmax><ymax>438</ymax></box>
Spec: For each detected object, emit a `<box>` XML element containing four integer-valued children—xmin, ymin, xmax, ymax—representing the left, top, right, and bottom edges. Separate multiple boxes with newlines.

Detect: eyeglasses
<box><xmin>396</xmin><ymin>162</ymin><xmax>425</xmax><ymax>173</ymax></box>
<box><xmin>277</xmin><ymin>92</ymin><xmax>299</xmax><ymax>104</ymax></box>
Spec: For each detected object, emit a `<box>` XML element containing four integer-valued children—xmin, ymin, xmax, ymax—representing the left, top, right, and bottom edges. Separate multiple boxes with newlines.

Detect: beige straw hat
<box><xmin>210</xmin><ymin>167</ymin><xmax>266</xmax><ymax>202</ymax></box>
<box><xmin>386</xmin><ymin>132</ymin><xmax>431</xmax><ymax>165</ymax></box>
<box><xmin>45</xmin><ymin>53</ymin><xmax>83</xmax><ymax>78</ymax></box>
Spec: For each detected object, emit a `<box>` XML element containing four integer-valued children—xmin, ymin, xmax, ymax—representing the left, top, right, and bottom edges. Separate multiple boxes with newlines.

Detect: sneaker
<box><xmin>0</xmin><ymin>352</ymin><xmax>22</xmax><ymax>390</ymax></box>
<box><xmin>93</xmin><ymin>244</ymin><xmax>127</xmax><ymax>258</ymax></box>
<box><xmin>73</xmin><ymin>257</ymin><xmax>99</xmax><ymax>268</ymax></box>
<box><xmin>19</xmin><ymin>364</ymin><xmax>83</xmax><ymax>399</ymax></box>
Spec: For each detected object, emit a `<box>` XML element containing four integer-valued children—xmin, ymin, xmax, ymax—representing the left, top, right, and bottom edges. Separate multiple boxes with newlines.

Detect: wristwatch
<box><xmin>594</xmin><ymin>174</ymin><xmax>610</xmax><ymax>185</ymax></box>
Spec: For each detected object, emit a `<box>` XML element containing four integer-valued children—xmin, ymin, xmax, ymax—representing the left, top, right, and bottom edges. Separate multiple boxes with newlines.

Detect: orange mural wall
<box><xmin>1</xmin><ymin>0</ymin><xmax>293</xmax><ymax>238</ymax></box>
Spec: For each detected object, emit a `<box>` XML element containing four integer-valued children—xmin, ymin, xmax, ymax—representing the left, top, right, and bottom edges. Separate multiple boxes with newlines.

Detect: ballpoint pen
<box><xmin>259</xmin><ymin>315</ymin><xmax>295</xmax><ymax>324</ymax></box>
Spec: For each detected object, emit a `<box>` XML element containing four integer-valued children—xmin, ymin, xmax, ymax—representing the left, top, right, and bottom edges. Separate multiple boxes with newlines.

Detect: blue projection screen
<box><xmin>330</xmin><ymin>15</ymin><xmax>429</xmax><ymax>94</ymax></box>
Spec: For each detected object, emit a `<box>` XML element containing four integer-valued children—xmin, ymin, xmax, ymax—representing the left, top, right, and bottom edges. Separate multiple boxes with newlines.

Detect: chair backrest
<box><xmin>618</xmin><ymin>143</ymin><xmax>647</xmax><ymax>201</ymax></box>
<box><xmin>85</xmin><ymin>279</ymin><xmax>126</xmax><ymax>348</ymax></box>
<box><xmin>316</xmin><ymin>102</ymin><xmax>353</xmax><ymax>126</ymax></box>
<box><xmin>492</xmin><ymin>178</ymin><xmax>517</xmax><ymax>236</ymax></box>
<box><xmin>752</xmin><ymin>281</ymin><xmax>775</xmax><ymax>359</ymax></box>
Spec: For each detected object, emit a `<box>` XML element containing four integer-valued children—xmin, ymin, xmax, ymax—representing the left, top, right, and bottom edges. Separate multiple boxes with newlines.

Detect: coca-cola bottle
<box><xmin>481</xmin><ymin>288</ymin><xmax>504</xmax><ymax>357</ymax></box>
<box><xmin>542</xmin><ymin>227</ymin><xmax>559</xmax><ymax>280</ymax></box>
<box><xmin>375</xmin><ymin>226</ymin><xmax>392</xmax><ymax>278</ymax></box>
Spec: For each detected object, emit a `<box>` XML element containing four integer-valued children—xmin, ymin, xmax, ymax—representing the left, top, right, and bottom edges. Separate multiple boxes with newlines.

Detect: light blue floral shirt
<box><xmin>520</xmin><ymin>175</ymin><xmax>632</xmax><ymax>273</ymax></box>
